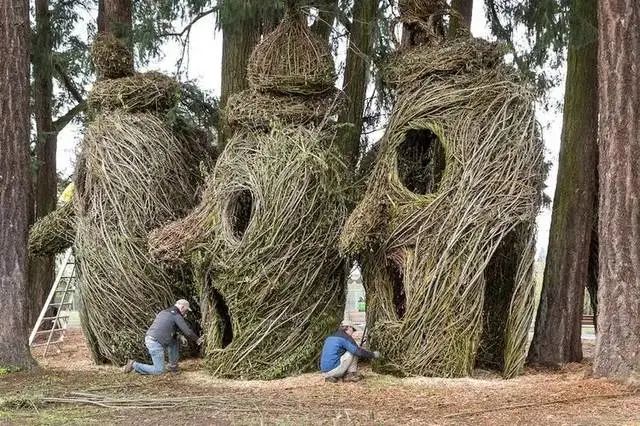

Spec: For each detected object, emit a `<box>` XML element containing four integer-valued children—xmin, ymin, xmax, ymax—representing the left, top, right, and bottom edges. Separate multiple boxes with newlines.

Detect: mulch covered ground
<box><xmin>2</xmin><ymin>330</ymin><xmax>639</xmax><ymax>425</ymax></box>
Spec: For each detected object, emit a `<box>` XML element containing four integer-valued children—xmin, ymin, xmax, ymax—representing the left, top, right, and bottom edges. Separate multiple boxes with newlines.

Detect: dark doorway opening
<box><xmin>396</xmin><ymin>128</ymin><xmax>446</xmax><ymax>195</ymax></box>
<box><xmin>226</xmin><ymin>188</ymin><xmax>253</xmax><ymax>240</ymax></box>
<box><xmin>210</xmin><ymin>286</ymin><xmax>233</xmax><ymax>348</ymax></box>
<box><xmin>387</xmin><ymin>259</ymin><xmax>406</xmax><ymax>320</ymax></box>
<box><xmin>477</xmin><ymin>225</ymin><xmax>527</xmax><ymax>371</ymax></box>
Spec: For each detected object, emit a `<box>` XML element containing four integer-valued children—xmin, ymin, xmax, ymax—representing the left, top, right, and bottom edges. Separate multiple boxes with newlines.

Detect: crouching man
<box><xmin>320</xmin><ymin>320</ymin><xmax>380</xmax><ymax>383</ymax></box>
<box><xmin>123</xmin><ymin>299</ymin><xmax>204</xmax><ymax>375</ymax></box>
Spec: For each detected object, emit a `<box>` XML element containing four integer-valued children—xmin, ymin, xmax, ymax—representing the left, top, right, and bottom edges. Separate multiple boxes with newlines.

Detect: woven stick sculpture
<box><xmin>340</xmin><ymin>34</ymin><xmax>544</xmax><ymax>378</ymax></box>
<box><xmin>150</xmin><ymin>3</ymin><xmax>349</xmax><ymax>379</ymax></box>
<box><xmin>29</xmin><ymin>35</ymin><xmax>215</xmax><ymax>365</ymax></box>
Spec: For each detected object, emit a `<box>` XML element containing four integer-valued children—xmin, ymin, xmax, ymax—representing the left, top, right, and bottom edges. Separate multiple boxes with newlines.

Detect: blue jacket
<box><xmin>319</xmin><ymin>329</ymin><xmax>375</xmax><ymax>372</ymax></box>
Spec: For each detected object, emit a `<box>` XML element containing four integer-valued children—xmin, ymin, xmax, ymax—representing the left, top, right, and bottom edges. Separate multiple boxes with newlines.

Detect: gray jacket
<box><xmin>146</xmin><ymin>306</ymin><xmax>198</xmax><ymax>346</ymax></box>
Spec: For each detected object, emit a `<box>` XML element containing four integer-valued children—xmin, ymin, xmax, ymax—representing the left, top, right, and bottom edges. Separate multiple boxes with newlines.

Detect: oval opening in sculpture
<box><xmin>396</xmin><ymin>128</ymin><xmax>446</xmax><ymax>195</ymax></box>
<box><xmin>224</xmin><ymin>188</ymin><xmax>254</xmax><ymax>241</ymax></box>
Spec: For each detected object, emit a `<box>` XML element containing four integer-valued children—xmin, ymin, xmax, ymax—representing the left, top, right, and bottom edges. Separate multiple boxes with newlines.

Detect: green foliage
<box><xmin>0</xmin><ymin>364</ymin><xmax>24</xmax><ymax>376</ymax></box>
<box><xmin>215</xmin><ymin>0</ymin><xmax>284</xmax><ymax>30</ymax></box>
<box><xmin>44</xmin><ymin>0</ymin><xmax>93</xmax><ymax>119</ymax></box>
<box><xmin>483</xmin><ymin>0</ymin><xmax>576</xmax><ymax>101</ymax></box>
<box><xmin>134</xmin><ymin>0</ymin><xmax>216</xmax><ymax>65</ymax></box>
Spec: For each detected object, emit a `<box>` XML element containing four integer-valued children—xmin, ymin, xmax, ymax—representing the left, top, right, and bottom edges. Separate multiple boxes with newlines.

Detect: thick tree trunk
<box><xmin>527</xmin><ymin>0</ymin><xmax>598</xmax><ymax>366</ymax></box>
<box><xmin>98</xmin><ymin>0</ymin><xmax>105</xmax><ymax>33</ymax></box>
<box><xmin>448</xmin><ymin>0</ymin><xmax>473</xmax><ymax>37</ymax></box>
<box><xmin>0</xmin><ymin>0</ymin><xmax>37</xmax><ymax>370</ymax></box>
<box><xmin>593</xmin><ymin>0</ymin><xmax>640</xmax><ymax>379</ymax></box>
<box><xmin>102</xmin><ymin>0</ymin><xmax>132</xmax><ymax>43</ymax></box>
<box><xmin>219</xmin><ymin>0</ymin><xmax>262</xmax><ymax>147</ymax></box>
<box><xmin>29</xmin><ymin>0</ymin><xmax>57</xmax><ymax>328</ymax></box>
<box><xmin>338</xmin><ymin>0</ymin><xmax>376</xmax><ymax>167</ymax></box>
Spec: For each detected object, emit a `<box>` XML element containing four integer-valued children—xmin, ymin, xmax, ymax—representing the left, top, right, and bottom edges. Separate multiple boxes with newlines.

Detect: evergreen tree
<box><xmin>28</xmin><ymin>0</ymin><xmax>91</xmax><ymax>326</ymax></box>
<box><xmin>0</xmin><ymin>0</ymin><xmax>38</xmax><ymax>370</ymax></box>
<box><xmin>337</xmin><ymin>0</ymin><xmax>377</xmax><ymax>167</ymax></box>
<box><xmin>449</xmin><ymin>0</ymin><xmax>473</xmax><ymax>37</ymax></box>
<box><xmin>527</xmin><ymin>0</ymin><xmax>598</xmax><ymax>366</ymax></box>
<box><xmin>593</xmin><ymin>0</ymin><xmax>640</xmax><ymax>379</ymax></box>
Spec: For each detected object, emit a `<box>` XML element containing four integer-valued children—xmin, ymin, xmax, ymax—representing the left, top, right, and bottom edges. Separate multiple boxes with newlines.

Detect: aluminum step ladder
<box><xmin>29</xmin><ymin>248</ymin><xmax>77</xmax><ymax>356</ymax></box>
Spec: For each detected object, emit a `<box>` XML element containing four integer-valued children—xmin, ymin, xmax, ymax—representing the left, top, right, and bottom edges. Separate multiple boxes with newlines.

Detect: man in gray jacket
<box><xmin>123</xmin><ymin>299</ymin><xmax>203</xmax><ymax>375</ymax></box>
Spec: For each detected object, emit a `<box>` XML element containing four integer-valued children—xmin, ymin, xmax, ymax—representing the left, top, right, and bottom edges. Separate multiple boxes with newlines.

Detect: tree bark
<box><xmin>338</xmin><ymin>0</ymin><xmax>377</xmax><ymax>167</ymax></box>
<box><xmin>527</xmin><ymin>0</ymin><xmax>598</xmax><ymax>366</ymax></box>
<box><xmin>29</xmin><ymin>0</ymin><xmax>57</xmax><ymax>328</ymax></box>
<box><xmin>102</xmin><ymin>0</ymin><xmax>132</xmax><ymax>43</ymax></box>
<box><xmin>448</xmin><ymin>0</ymin><xmax>473</xmax><ymax>37</ymax></box>
<box><xmin>219</xmin><ymin>0</ymin><xmax>262</xmax><ymax>147</ymax></box>
<box><xmin>593</xmin><ymin>0</ymin><xmax>640</xmax><ymax>379</ymax></box>
<box><xmin>0</xmin><ymin>0</ymin><xmax>37</xmax><ymax>370</ymax></box>
<box><xmin>98</xmin><ymin>0</ymin><xmax>105</xmax><ymax>33</ymax></box>
<box><xmin>310</xmin><ymin>0</ymin><xmax>337</xmax><ymax>44</ymax></box>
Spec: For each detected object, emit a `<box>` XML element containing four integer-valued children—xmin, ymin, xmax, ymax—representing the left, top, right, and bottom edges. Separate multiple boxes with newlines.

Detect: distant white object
<box><xmin>349</xmin><ymin>266</ymin><xmax>361</xmax><ymax>281</ymax></box>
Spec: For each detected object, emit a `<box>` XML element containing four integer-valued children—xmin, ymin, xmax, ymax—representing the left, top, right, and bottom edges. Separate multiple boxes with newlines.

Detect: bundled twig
<box><xmin>247</xmin><ymin>9</ymin><xmax>336</xmax><ymax>95</ymax></box>
<box><xmin>28</xmin><ymin>202</ymin><xmax>76</xmax><ymax>256</ymax></box>
<box><xmin>384</xmin><ymin>38</ymin><xmax>504</xmax><ymax>88</ymax></box>
<box><xmin>340</xmin><ymin>38</ymin><xmax>544</xmax><ymax>379</ymax></box>
<box><xmin>88</xmin><ymin>72</ymin><xmax>180</xmax><ymax>114</ymax></box>
<box><xmin>91</xmin><ymin>34</ymin><xmax>134</xmax><ymax>80</ymax></box>
<box><xmin>225</xmin><ymin>89</ymin><xmax>345</xmax><ymax>131</ymax></box>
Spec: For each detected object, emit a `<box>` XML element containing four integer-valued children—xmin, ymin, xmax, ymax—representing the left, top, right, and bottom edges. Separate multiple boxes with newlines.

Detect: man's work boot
<box><xmin>122</xmin><ymin>360</ymin><xmax>134</xmax><ymax>374</ymax></box>
<box><xmin>324</xmin><ymin>376</ymin><xmax>339</xmax><ymax>383</ymax></box>
<box><xmin>167</xmin><ymin>364</ymin><xmax>180</xmax><ymax>374</ymax></box>
<box><xmin>343</xmin><ymin>373</ymin><xmax>363</xmax><ymax>382</ymax></box>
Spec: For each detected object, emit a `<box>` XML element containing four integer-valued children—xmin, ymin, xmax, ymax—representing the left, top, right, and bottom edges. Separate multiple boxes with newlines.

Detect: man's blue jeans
<box><xmin>133</xmin><ymin>336</ymin><xmax>179</xmax><ymax>375</ymax></box>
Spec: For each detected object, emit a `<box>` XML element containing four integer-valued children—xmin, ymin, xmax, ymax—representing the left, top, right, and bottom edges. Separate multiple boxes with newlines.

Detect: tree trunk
<box><xmin>102</xmin><ymin>0</ymin><xmax>132</xmax><ymax>43</ymax></box>
<box><xmin>527</xmin><ymin>0</ymin><xmax>598</xmax><ymax>366</ymax></box>
<box><xmin>448</xmin><ymin>0</ymin><xmax>473</xmax><ymax>37</ymax></box>
<box><xmin>593</xmin><ymin>0</ymin><xmax>640</xmax><ymax>379</ymax></box>
<box><xmin>219</xmin><ymin>0</ymin><xmax>262</xmax><ymax>147</ymax></box>
<box><xmin>0</xmin><ymin>0</ymin><xmax>37</xmax><ymax>370</ymax></box>
<box><xmin>338</xmin><ymin>0</ymin><xmax>376</xmax><ymax>167</ymax></box>
<box><xmin>310</xmin><ymin>0</ymin><xmax>337</xmax><ymax>44</ymax></box>
<box><xmin>29</xmin><ymin>0</ymin><xmax>57</xmax><ymax>328</ymax></box>
<box><xmin>587</xmin><ymin>186</ymin><xmax>599</xmax><ymax>329</ymax></box>
<box><xmin>97</xmin><ymin>0</ymin><xmax>105</xmax><ymax>33</ymax></box>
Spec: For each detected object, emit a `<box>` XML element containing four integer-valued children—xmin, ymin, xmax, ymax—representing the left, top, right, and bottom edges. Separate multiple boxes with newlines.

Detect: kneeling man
<box><xmin>123</xmin><ymin>299</ymin><xmax>203</xmax><ymax>375</ymax></box>
<box><xmin>320</xmin><ymin>320</ymin><xmax>380</xmax><ymax>382</ymax></box>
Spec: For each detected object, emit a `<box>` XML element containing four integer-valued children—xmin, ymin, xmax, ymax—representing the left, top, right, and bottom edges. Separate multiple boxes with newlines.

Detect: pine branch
<box><xmin>53</xmin><ymin>61</ymin><xmax>84</xmax><ymax>104</ymax></box>
<box><xmin>53</xmin><ymin>101</ymin><xmax>86</xmax><ymax>133</ymax></box>
<box><xmin>159</xmin><ymin>8</ymin><xmax>217</xmax><ymax>38</ymax></box>
<box><xmin>485</xmin><ymin>0</ymin><xmax>529</xmax><ymax>73</ymax></box>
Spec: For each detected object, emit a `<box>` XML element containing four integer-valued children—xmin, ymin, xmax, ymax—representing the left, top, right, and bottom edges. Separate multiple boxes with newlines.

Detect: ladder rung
<box><xmin>32</xmin><ymin>340</ymin><xmax>63</xmax><ymax>348</ymax></box>
<box><xmin>34</xmin><ymin>328</ymin><xmax>65</xmax><ymax>335</ymax></box>
<box><xmin>49</xmin><ymin>302</ymin><xmax>73</xmax><ymax>307</ymax></box>
<box><xmin>42</xmin><ymin>315</ymin><xmax>69</xmax><ymax>321</ymax></box>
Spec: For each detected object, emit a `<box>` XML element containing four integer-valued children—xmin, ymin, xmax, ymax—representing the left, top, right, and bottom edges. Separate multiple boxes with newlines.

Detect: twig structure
<box><xmin>340</xmin><ymin>16</ymin><xmax>545</xmax><ymax>378</ymax></box>
<box><xmin>149</xmin><ymin>4</ymin><xmax>349</xmax><ymax>379</ymax></box>
<box><xmin>28</xmin><ymin>35</ymin><xmax>216</xmax><ymax>365</ymax></box>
